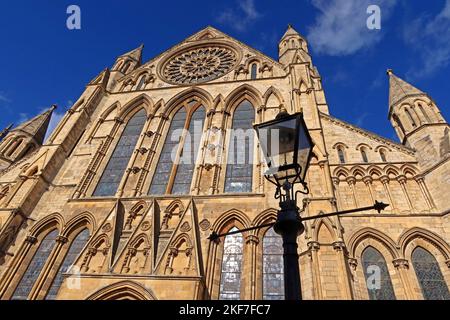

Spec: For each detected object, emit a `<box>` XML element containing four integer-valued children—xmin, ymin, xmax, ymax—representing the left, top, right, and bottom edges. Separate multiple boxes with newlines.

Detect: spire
<box><xmin>0</xmin><ymin>123</ymin><xmax>13</xmax><ymax>141</ymax></box>
<box><xmin>13</xmin><ymin>105</ymin><xmax>56</xmax><ymax>145</ymax></box>
<box><xmin>281</xmin><ymin>24</ymin><xmax>303</xmax><ymax>40</ymax></box>
<box><xmin>388</xmin><ymin>69</ymin><xmax>426</xmax><ymax>108</ymax></box>
<box><xmin>119</xmin><ymin>44</ymin><xmax>144</xmax><ymax>63</ymax></box>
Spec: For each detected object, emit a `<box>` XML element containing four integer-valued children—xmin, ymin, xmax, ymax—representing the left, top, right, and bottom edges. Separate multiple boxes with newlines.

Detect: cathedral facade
<box><xmin>0</xmin><ymin>25</ymin><xmax>449</xmax><ymax>300</ymax></box>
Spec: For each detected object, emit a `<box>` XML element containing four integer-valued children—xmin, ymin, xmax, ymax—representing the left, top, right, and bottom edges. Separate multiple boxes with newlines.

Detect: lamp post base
<box><xmin>274</xmin><ymin>200</ymin><xmax>304</xmax><ymax>301</ymax></box>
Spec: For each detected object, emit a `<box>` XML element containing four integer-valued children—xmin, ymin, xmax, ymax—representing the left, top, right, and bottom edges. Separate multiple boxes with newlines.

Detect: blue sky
<box><xmin>0</xmin><ymin>0</ymin><xmax>449</xmax><ymax>142</ymax></box>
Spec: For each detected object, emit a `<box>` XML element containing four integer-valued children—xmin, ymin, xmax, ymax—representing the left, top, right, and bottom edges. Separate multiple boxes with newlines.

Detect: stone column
<box><xmin>381</xmin><ymin>175</ymin><xmax>396</xmax><ymax>212</ymax></box>
<box><xmin>397</xmin><ymin>175</ymin><xmax>414</xmax><ymax>211</ymax></box>
<box><xmin>333</xmin><ymin>241</ymin><xmax>353</xmax><ymax>299</ymax></box>
<box><xmin>245</xmin><ymin>234</ymin><xmax>259</xmax><ymax>300</ymax></box>
<box><xmin>307</xmin><ymin>241</ymin><xmax>322</xmax><ymax>300</ymax></box>
<box><xmin>393</xmin><ymin>258</ymin><xmax>415</xmax><ymax>300</ymax></box>
<box><xmin>346</xmin><ymin>177</ymin><xmax>358</xmax><ymax>208</ymax></box>
<box><xmin>363</xmin><ymin>176</ymin><xmax>375</xmax><ymax>204</ymax></box>
<box><xmin>415</xmin><ymin>176</ymin><xmax>436</xmax><ymax>210</ymax></box>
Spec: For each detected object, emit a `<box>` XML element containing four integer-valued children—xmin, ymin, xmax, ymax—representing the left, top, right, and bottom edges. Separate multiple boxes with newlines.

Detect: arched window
<box><xmin>393</xmin><ymin>114</ymin><xmax>406</xmax><ymax>136</ymax></box>
<box><xmin>94</xmin><ymin>109</ymin><xmax>147</xmax><ymax>197</ymax></box>
<box><xmin>6</xmin><ymin>139</ymin><xmax>23</xmax><ymax>157</ymax></box>
<box><xmin>136</xmin><ymin>75</ymin><xmax>146</xmax><ymax>90</ymax></box>
<box><xmin>405</xmin><ymin>108</ymin><xmax>416</xmax><ymax>128</ymax></box>
<box><xmin>224</xmin><ymin>100</ymin><xmax>255</xmax><ymax>193</ymax></box>
<box><xmin>337</xmin><ymin>147</ymin><xmax>345</xmax><ymax>164</ymax></box>
<box><xmin>263</xmin><ymin>228</ymin><xmax>284</xmax><ymax>300</ymax></box>
<box><xmin>380</xmin><ymin>150</ymin><xmax>387</xmax><ymax>162</ymax></box>
<box><xmin>171</xmin><ymin>106</ymin><xmax>205</xmax><ymax>195</ymax></box>
<box><xmin>122</xmin><ymin>61</ymin><xmax>131</xmax><ymax>73</ymax></box>
<box><xmin>418</xmin><ymin>103</ymin><xmax>431</xmax><ymax>123</ymax></box>
<box><xmin>412</xmin><ymin>247</ymin><xmax>450</xmax><ymax>300</ymax></box>
<box><xmin>149</xmin><ymin>102</ymin><xmax>205</xmax><ymax>195</ymax></box>
<box><xmin>361</xmin><ymin>148</ymin><xmax>369</xmax><ymax>163</ymax></box>
<box><xmin>251</xmin><ymin>64</ymin><xmax>257</xmax><ymax>80</ymax></box>
<box><xmin>361</xmin><ymin>246</ymin><xmax>396</xmax><ymax>300</ymax></box>
<box><xmin>12</xmin><ymin>229</ymin><xmax>59</xmax><ymax>300</ymax></box>
<box><xmin>219</xmin><ymin>227</ymin><xmax>243</xmax><ymax>300</ymax></box>
<box><xmin>45</xmin><ymin>229</ymin><xmax>90</xmax><ymax>300</ymax></box>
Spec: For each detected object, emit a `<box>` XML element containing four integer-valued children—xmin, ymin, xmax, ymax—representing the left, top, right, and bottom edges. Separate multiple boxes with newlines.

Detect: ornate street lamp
<box><xmin>209</xmin><ymin>109</ymin><xmax>389</xmax><ymax>301</ymax></box>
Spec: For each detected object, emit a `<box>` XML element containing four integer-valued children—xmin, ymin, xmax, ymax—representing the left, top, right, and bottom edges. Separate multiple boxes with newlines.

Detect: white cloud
<box><xmin>216</xmin><ymin>0</ymin><xmax>262</xmax><ymax>32</ymax></box>
<box><xmin>307</xmin><ymin>0</ymin><xmax>397</xmax><ymax>56</ymax></box>
<box><xmin>404</xmin><ymin>0</ymin><xmax>450</xmax><ymax>79</ymax></box>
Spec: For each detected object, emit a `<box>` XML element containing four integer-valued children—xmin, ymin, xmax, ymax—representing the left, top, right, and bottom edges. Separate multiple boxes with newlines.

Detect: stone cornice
<box><xmin>320</xmin><ymin>112</ymin><xmax>415</xmax><ymax>155</ymax></box>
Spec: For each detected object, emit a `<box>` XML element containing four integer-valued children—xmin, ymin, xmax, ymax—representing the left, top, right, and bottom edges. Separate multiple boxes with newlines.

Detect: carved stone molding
<box><xmin>25</xmin><ymin>235</ymin><xmax>37</xmax><ymax>244</ymax></box>
<box><xmin>348</xmin><ymin>258</ymin><xmax>358</xmax><ymax>270</ymax></box>
<box><xmin>393</xmin><ymin>258</ymin><xmax>410</xmax><ymax>269</ymax></box>
<box><xmin>199</xmin><ymin>219</ymin><xmax>211</xmax><ymax>231</ymax></box>
<box><xmin>56</xmin><ymin>236</ymin><xmax>69</xmax><ymax>244</ymax></box>
<box><xmin>307</xmin><ymin>241</ymin><xmax>320</xmax><ymax>251</ymax></box>
<box><xmin>180</xmin><ymin>221</ymin><xmax>191</xmax><ymax>232</ymax></box>
<box><xmin>245</xmin><ymin>234</ymin><xmax>259</xmax><ymax>245</ymax></box>
<box><xmin>332</xmin><ymin>241</ymin><xmax>346</xmax><ymax>252</ymax></box>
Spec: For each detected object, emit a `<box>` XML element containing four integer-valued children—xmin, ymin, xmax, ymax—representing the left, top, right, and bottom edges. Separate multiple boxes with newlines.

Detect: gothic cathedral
<box><xmin>0</xmin><ymin>26</ymin><xmax>449</xmax><ymax>300</ymax></box>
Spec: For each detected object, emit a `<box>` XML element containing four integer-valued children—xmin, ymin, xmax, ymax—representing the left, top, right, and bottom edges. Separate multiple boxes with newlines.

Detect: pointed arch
<box><xmin>311</xmin><ymin>217</ymin><xmax>337</xmax><ymax>242</ymax></box>
<box><xmin>252</xmin><ymin>208</ymin><xmax>278</xmax><ymax>227</ymax></box>
<box><xmin>212</xmin><ymin>209</ymin><xmax>251</xmax><ymax>234</ymax></box>
<box><xmin>398</xmin><ymin>227</ymin><xmax>450</xmax><ymax>260</ymax></box>
<box><xmin>118</xmin><ymin>94</ymin><xmax>153</xmax><ymax>120</ymax></box>
<box><xmin>400</xmin><ymin>164</ymin><xmax>418</xmax><ymax>177</ymax></box>
<box><xmin>62</xmin><ymin>211</ymin><xmax>96</xmax><ymax>238</ymax></box>
<box><xmin>348</xmin><ymin>227</ymin><xmax>399</xmax><ymax>259</ymax></box>
<box><xmin>86</xmin><ymin>281</ymin><xmax>157</xmax><ymax>300</ymax></box>
<box><xmin>368</xmin><ymin>166</ymin><xmax>383</xmax><ymax>177</ymax></box>
<box><xmin>383</xmin><ymin>165</ymin><xmax>400</xmax><ymax>177</ymax></box>
<box><xmin>162</xmin><ymin>87</ymin><xmax>213</xmax><ymax>117</ymax></box>
<box><xmin>165</xmin><ymin>199</ymin><xmax>185</xmax><ymax>215</ymax></box>
<box><xmin>351</xmin><ymin>166</ymin><xmax>367</xmax><ymax>178</ymax></box>
<box><xmin>90</xmin><ymin>233</ymin><xmax>111</xmax><ymax>249</ymax></box>
<box><xmin>100</xmin><ymin>102</ymin><xmax>121</xmax><ymax>121</ymax></box>
<box><xmin>333</xmin><ymin>167</ymin><xmax>350</xmax><ymax>179</ymax></box>
<box><xmin>29</xmin><ymin>213</ymin><xmax>64</xmax><ymax>237</ymax></box>
<box><xmin>129</xmin><ymin>233</ymin><xmax>150</xmax><ymax>249</ymax></box>
<box><xmin>172</xmin><ymin>233</ymin><xmax>193</xmax><ymax>249</ymax></box>
<box><xmin>224</xmin><ymin>84</ymin><xmax>262</xmax><ymax>113</ymax></box>
<box><xmin>263</xmin><ymin>86</ymin><xmax>285</xmax><ymax>107</ymax></box>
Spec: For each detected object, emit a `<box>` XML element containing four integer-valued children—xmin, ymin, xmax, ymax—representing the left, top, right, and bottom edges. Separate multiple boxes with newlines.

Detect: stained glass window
<box><xmin>171</xmin><ymin>107</ymin><xmax>205</xmax><ymax>195</ymax></box>
<box><xmin>263</xmin><ymin>228</ymin><xmax>284</xmax><ymax>300</ymax></box>
<box><xmin>94</xmin><ymin>109</ymin><xmax>147</xmax><ymax>197</ymax></box>
<box><xmin>412</xmin><ymin>247</ymin><xmax>450</xmax><ymax>300</ymax></box>
<box><xmin>251</xmin><ymin>64</ymin><xmax>257</xmax><ymax>80</ymax></box>
<box><xmin>149</xmin><ymin>108</ymin><xmax>187</xmax><ymax>195</ymax></box>
<box><xmin>12</xmin><ymin>229</ymin><xmax>59</xmax><ymax>300</ymax></box>
<box><xmin>225</xmin><ymin>100</ymin><xmax>255</xmax><ymax>193</ymax></box>
<box><xmin>45</xmin><ymin>229</ymin><xmax>90</xmax><ymax>300</ymax></box>
<box><xmin>361</xmin><ymin>246</ymin><xmax>396</xmax><ymax>300</ymax></box>
<box><xmin>219</xmin><ymin>227</ymin><xmax>243</xmax><ymax>300</ymax></box>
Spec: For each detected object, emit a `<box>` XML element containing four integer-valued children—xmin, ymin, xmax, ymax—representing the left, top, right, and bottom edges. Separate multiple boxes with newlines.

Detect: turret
<box><xmin>278</xmin><ymin>24</ymin><xmax>311</xmax><ymax>66</ymax></box>
<box><xmin>0</xmin><ymin>106</ymin><xmax>55</xmax><ymax>170</ymax></box>
<box><xmin>388</xmin><ymin>69</ymin><xmax>449</xmax><ymax>167</ymax></box>
<box><xmin>111</xmin><ymin>44</ymin><xmax>144</xmax><ymax>75</ymax></box>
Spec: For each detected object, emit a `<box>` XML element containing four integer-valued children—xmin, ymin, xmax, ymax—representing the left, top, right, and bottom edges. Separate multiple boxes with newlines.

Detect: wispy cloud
<box><xmin>307</xmin><ymin>0</ymin><xmax>397</xmax><ymax>56</ymax></box>
<box><xmin>404</xmin><ymin>0</ymin><xmax>450</xmax><ymax>79</ymax></box>
<box><xmin>18</xmin><ymin>113</ymin><xmax>28</xmax><ymax>123</ymax></box>
<box><xmin>355</xmin><ymin>111</ymin><xmax>371</xmax><ymax>127</ymax></box>
<box><xmin>0</xmin><ymin>92</ymin><xmax>11</xmax><ymax>104</ymax></box>
<box><xmin>216</xmin><ymin>0</ymin><xmax>262</xmax><ymax>32</ymax></box>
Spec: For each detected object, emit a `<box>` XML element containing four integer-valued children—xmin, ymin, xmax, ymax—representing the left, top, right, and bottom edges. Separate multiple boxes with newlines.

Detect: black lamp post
<box><xmin>208</xmin><ymin>109</ymin><xmax>389</xmax><ymax>301</ymax></box>
<box><xmin>253</xmin><ymin>110</ymin><xmax>313</xmax><ymax>300</ymax></box>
